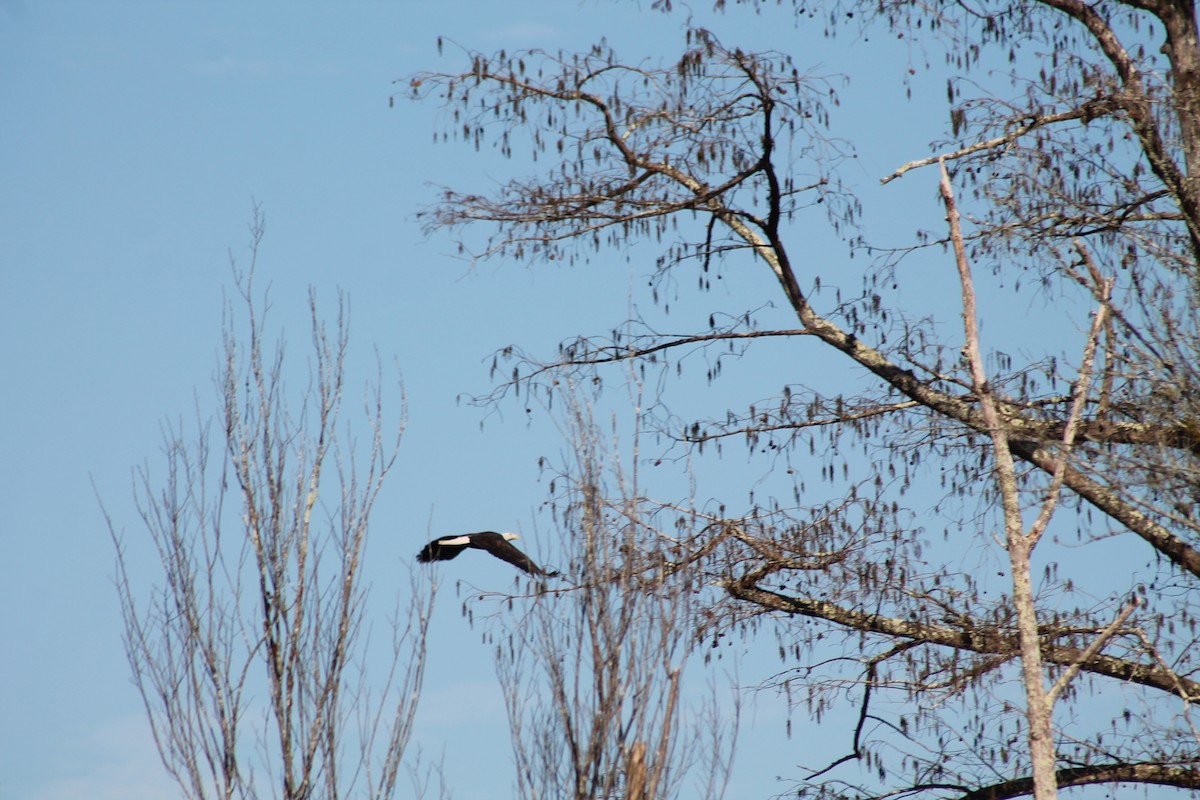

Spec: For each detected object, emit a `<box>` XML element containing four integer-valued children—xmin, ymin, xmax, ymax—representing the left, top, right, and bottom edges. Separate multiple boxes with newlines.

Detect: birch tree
<box><xmin>407</xmin><ymin>2</ymin><xmax>1200</xmax><ymax>797</ymax></box>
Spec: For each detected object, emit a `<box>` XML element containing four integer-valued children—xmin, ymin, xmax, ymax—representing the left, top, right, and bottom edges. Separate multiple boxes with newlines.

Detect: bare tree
<box><xmin>107</xmin><ymin>210</ymin><xmax>432</xmax><ymax>800</ymax></box>
<box><xmin>407</xmin><ymin>4</ymin><xmax>1200</xmax><ymax>797</ymax></box>
<box><xmin>492</xmin><ymin>391</ymin><xmax>737</xmax><ymax>800</ymax></box>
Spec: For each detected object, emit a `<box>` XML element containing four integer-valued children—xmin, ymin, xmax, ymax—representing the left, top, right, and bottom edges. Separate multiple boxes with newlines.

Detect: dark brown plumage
<box><xmin>416</xmin><ymin>531</ymin><xmax>558</xmax><ymax>577</ymax></box>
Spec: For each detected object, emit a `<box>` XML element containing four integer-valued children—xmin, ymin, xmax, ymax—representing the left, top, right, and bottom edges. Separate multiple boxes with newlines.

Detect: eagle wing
<box><xmin>479</xmin><ymin>536</ymin><xmax>557</xmax><ymax>577</ymax></box>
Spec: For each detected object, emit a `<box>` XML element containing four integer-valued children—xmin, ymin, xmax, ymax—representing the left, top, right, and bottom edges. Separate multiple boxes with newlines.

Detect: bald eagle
<box><xmin>416</xmin><ymin>531</ymin><xmax>558</xmax><ymax>577</ymax></box>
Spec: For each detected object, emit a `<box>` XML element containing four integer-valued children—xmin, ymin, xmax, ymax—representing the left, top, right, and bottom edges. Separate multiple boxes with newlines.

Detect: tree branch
<box><xmin>1046</xmin><ymin>596</ymin><xmax>1142</xmax><ymax>706</ymax></box>
<box><xmin>956</xmin><ymin>761</ymin><xmax>1200</xmax><ymax>800</ymax></box>
<box><xmin>881</xmin><ymin>101</ymin><xmax>1116</xmax><ymax>185</ymax></box>
<box><xmin>718</xmin><ymin>579</ymin><xmax>1200</xmax><ymax>701</ymax></box>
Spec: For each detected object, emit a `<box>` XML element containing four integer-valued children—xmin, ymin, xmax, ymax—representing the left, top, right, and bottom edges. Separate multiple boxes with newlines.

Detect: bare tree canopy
<box><xmin>107</xmin><ymin>212</ymin><xmax>432</xmax><ymax>800</ymax></box>
<box><xmin>409</xmin><ymin>1</ymin><xmax>1200</xmax><ymax>797</ymax></box>
<box><xmin>493</xmin><ymin>396</ymin><xmax>737</xmax><ymax>800</ymax></box>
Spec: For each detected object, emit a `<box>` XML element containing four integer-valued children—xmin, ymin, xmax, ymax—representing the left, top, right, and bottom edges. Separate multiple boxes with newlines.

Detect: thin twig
<box><xmin>1047</xmin><ymin>597</ymin><xmax>1142</xmax><ymax>705</ymax></box>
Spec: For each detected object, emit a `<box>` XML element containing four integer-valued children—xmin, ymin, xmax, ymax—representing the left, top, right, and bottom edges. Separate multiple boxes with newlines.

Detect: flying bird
<box><xmin>416</xmin><ymin>531</ymin><xmax>558</xmax><ymax>577</ymax></box>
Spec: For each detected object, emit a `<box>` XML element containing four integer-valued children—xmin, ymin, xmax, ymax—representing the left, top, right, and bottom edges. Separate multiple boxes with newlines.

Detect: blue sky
<box><xmin>0</xmin><ymin>2</ymin><xmax>982</xmax><ymax>798</ymax></box>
